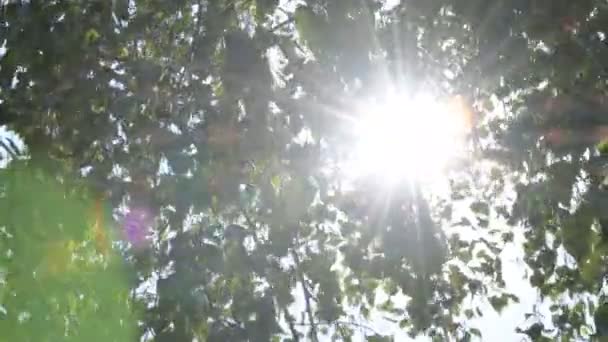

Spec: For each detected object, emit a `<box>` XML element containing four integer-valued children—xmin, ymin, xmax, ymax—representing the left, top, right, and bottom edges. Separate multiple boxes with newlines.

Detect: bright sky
<box><xmin>383</xmin><ymin>0</ymin><xmax>401</xmax><ymax>10</ymax></box>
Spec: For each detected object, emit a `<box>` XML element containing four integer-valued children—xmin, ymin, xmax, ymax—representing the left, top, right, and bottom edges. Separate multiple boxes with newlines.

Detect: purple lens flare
<box><xmin>123</xmin><ymin>207</ymin><xmax>152</xmax><ymax>249</ymax></box>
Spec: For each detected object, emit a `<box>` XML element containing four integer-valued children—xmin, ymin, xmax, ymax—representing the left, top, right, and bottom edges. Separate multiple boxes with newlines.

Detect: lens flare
<box><xmin>347</xmin><ymin>93</ymin><xmax>471</xmax><ymax>183</ymax></box>
<box><xmin>123</xmin><ymin>207</ymin><xmax>152</xmax><ymax>249</ymax></box>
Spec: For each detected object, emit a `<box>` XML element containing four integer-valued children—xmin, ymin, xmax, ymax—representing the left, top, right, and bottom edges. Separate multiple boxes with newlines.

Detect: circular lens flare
<box><xmin>123</xmin><ymin>207</ymin><xmax>152</xmax><ymax>249</ymax></box>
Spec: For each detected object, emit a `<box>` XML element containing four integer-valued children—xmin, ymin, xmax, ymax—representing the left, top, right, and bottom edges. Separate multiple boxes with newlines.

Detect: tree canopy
<box><xmin>2</xmin><ymin>0</ymin><xmax>608</xmax><ymax>341</ymax></box>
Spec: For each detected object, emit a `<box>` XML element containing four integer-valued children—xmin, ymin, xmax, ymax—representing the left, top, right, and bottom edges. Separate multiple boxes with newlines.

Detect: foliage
<box><xmin>1</xmin><ymin>0</ymin><xmax>608</xmax><ymax>341</ymax></box>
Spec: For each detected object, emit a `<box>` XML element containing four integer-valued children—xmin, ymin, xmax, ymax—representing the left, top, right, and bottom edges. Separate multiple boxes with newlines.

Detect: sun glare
<box><xmin>347</xmin><ymin>93</ymin><xmax>471</xmax><ymax>183</ymax></box>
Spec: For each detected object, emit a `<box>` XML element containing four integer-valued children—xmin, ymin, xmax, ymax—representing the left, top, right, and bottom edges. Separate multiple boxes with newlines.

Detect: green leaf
<box><xmin>362</xmin><ymin>306</ymin><xmax>370</xmax><ymax>319</ymax></box>
<box><xmin>464</xmin><ymin>309</ymin><xmax>474</xmax><ymax>319</ymax></box>
<box><xmin>489</xmin><ymin>295</ymin><xmax>510</xmax><ymax>313</ymax></box>
<box><xmin>367</xmin><ymin>334</ymin><xmax>393</xmax><ymax>342</ymax></box>
<box><xmin>255</xmin><ymin>0</ymin><xmax>279</xmax><ymax>22</ymax></box>
<box><xmin>598</xmin><ymin>139</ymin><xmax>608</xmax><ymax>155</ymax></box>
<box><xmin>294</xmin><ymin>5</ymin><xmax>326</xmax><ymax>53</ymax></box>
<box><xmin>84</xmin><ymin>28</ymin><xmax>101</xmax><ymax>44</ymax></box>
<box><xmin>117</xmin><ymin>47</ymin><xmax>129</xmax><ymax>60</ymax></box>
<box><xmin>271</xmin><ymin>174</ymin><xmax>282</xmax><ymax>195</ymax></box>
<box><xmin>470</xmin><ymin>201</ymin><xmax>489</xmax><ymax>216</ymax></box>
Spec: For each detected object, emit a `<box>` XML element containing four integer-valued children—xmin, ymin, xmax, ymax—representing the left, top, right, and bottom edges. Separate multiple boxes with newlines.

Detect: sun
<box><xmin>346</xmin><ymin>92</ymin><xmax>472</xmax><ymax>184</ymax></box>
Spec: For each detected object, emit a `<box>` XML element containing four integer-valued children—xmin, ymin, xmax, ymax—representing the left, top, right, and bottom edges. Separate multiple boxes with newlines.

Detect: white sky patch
<box><xmin>267</xmin><ymin>46</ymin><xmax>288</xmax><ymax>88</ymax></box>
<box><xmin>382</xmin><ymin>0</ymin><xmax>401</xmax><ymax>10</ymax></box>
<box><xmin>157</xmin><ymin>156</ymin><xmax>171</xmax><ymax>176</ymax></box>
<box><xmin>293</xmin><ymin>127</ymin><xmax>313</xmax><ymax>145</ymax></box>
<box><xmin>0</xmin><ymin>126</ymin><xmax>26</xmax><ymax>168</ymax></box>
<box><xmin>0</xmin><ymin>40</ymin><xmax>7</xmax><ymax>59</ymax></box>
<box><xmin>109</xmin><ymin>78</ymin><xmax>126</xmax><ymax>90</ymax></box>
<box><xmin>278</xmin><ymin>0</ymin><xmax>304</xmax><ymax>12</ymax></box>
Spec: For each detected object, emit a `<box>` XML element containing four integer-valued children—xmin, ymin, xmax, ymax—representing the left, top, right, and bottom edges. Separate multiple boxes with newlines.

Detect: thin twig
<box><xmin>291</xmin><ymin>248</ymin><xmax>319</xmax><ymax>342</ymax></box>
<box><xmin>292</xmin><ymin>320</ymin><xmax>381</xmax><ymax>336</ymax></box>
<box><xmin>285</xmin><ymin>311</ymin><xmax>301</xmax><ymax>342</ymax></box>
<box><xmin>241</xmin><ymin>209</ymin><xmax>262</xmax><ymax>245</ymax></box>
<box><xmin>270</xmin><ymin>17</ymin><xmax>295</xmax><ymax>33</ymax></box>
